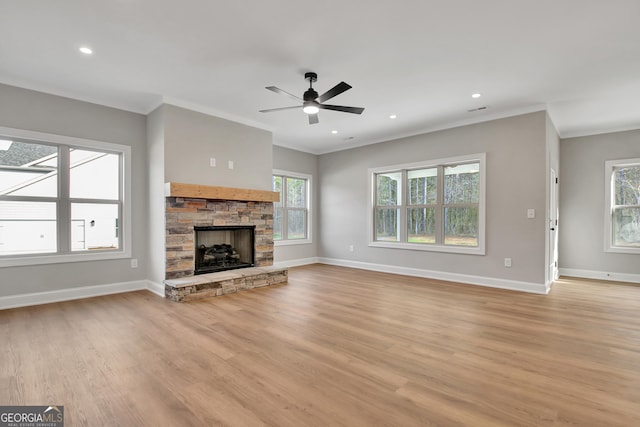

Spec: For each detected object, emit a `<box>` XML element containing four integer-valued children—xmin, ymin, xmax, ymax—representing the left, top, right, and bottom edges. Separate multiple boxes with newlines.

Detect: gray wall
<box><xmin>560</xmin><ymin>129</ymin><xmax>640</xmax><ymax>275</ymax></box>
<box><xmin>0</xmin><ymin>84</ymin><xmax>148</xmax><ymax>297</ymax></box>
<box><xmin>164</xmin><ymin>104</ymin><xmax>273</xmax><ymax>191</ymax></box>
<box><xmin>318</xmin><ymin>112</ymin><xmax>549</xmax><ymax>285</ymax></box>
<box><xmin>272</xmin><ymin>145</ymin><xmax>319</xmax><ymax>263</ymax></box>
<box><xmin>6</xmin><ymin>80</ymin><xmax>633</xmax><ymax>297</ymax></box>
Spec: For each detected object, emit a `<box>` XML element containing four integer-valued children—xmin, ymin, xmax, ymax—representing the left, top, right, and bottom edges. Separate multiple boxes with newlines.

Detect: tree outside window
<box><xmin>371</xmin><ymin>154</ymin><xmax>485</xmax><ymax>255</ymax></box>
<box><xmin>607</xmin><ymin>159</ymin><xmax>640</xmax><ymax>252</ymax></box>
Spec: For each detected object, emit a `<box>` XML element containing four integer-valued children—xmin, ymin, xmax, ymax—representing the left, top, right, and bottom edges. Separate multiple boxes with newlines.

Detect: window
<box><xmin>370</xmin><ymin>153</ymin><xmax>485</xmax><ymax>255</ymax></box>
<box><xmin>0</xmin><ymin>127</ymin><xmax>131</xmax><ymax>266</ymax></box>
<box><xmin>605</xmin><ymin>158</ymin><xmax>640</xmax><ymax>254</ymax></box>
<box><xmin>272</xmin><ymin>170</ymin><xmax>311</xmax><ymax>245</ymax></box>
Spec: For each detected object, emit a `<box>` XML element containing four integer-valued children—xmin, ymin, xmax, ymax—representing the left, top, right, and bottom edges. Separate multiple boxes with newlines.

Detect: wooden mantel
<box><xmin>165</xmin><ymin>182</ymin><xmax>280</xmax><ymax>202</ymax></box>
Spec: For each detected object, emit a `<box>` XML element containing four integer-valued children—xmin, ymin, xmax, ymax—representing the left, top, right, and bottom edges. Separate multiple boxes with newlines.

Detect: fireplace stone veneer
<box><xmin>165</xmin><ymin>197</ymin><xmax>274</xmax><ymax>280</ymax></box>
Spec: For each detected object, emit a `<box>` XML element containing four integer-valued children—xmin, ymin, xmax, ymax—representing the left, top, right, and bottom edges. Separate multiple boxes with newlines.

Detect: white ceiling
<box><xmin>1</xmin><ymin>0</ymin><xmax>639</xmax><ymax>154</ymax></box>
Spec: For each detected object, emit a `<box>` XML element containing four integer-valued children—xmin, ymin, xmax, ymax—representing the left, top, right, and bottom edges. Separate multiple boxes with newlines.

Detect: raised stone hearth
<box><xmin>163</xmin><ymin>183</ymin><xmax>286</xmax><ymax>301</ymax></box>
<box><xmin>165</xmin><ymin>266</ymin><xmax>288</xmax><ymax>302</ymax></box>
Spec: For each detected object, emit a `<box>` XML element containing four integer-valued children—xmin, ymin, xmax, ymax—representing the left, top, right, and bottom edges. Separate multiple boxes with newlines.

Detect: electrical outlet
<box><xmin>349</xmin><ymin>245</ymin><xmax>354</xmax><ymax>252</ymax></box>
<box><xmin>504</xmin><ymin>258</ymin><xmax>512</xmax><ymax>268</ymax></box>
<box><xmin>228</xmin><ymin>160</ymin><xmax>234</xmax><ymax>169</ymax></box>
<box><xmin>131</xmin><ymin>258</ymin><xmax>138</xmax><ymax>268</ymax></box>
<box><xmin>209</xmin><ymin>158</ymin><xmax>216</xmax><ymax>167</ymax></box>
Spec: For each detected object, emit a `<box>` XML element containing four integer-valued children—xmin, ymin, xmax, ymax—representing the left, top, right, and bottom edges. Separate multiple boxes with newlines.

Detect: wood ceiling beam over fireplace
<box><xmin>165</xmin><ymin>182</ymin><xmax>280</xmax><ymax>202</ymax></box>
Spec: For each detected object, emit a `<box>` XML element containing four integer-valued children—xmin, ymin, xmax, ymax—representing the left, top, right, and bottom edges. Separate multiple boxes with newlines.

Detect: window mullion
<box><xmin>58</xmin><ymin>145</ymin><xmax>71</xmax><ymax>253</ymax></box>
<box><xmin>435</xmin><ymin>165</ymin><xmax>444</xmax><ymax>245</ymax></box>
<box><xmin>400</xmin><ymin>170</ymin><xmax>407</xmax><ymax>242</ymax></box>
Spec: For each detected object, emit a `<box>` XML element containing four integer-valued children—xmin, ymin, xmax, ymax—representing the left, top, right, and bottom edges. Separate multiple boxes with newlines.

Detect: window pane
<box><xmin>614</xmin><ymin>166</ymin><xmax>640</xmax><ymax>206</ymax></box>
<box><xmin>0</xmin><ymin>201</ymin><xmax>57</xmax><ymax>255</ymax></box>
<box><xmin>286</xmin><ymin>177</ymin><xmax>306</xmax><ymax>208</ymax></box>
<box><xmin>444</xmin><ymin>163</ymin><xmax>480</xmax><ymax>204</ymax></box>
<box><xmin>71</xmin><ymin>203</ymin><xmax>119</xmax><ymax>251</ymax></box>
<box><xmin>70</xmin><ymin>149</ymin><xmax>120</xmax><ymax>200</ymax></box>
<box><xmin>407</xmin><ymin>207</ymin><xmax>435</xmax><ymax>243</ymax></box>
<box><xmin>273</xmin><ymin>176</ymin><xmax>283</xmax><ymax>208</ymax></box>
<box><xmin>408</xmin><ymin>168</ymin><xmax>437</xmax><ymax>205</ymax></box>
<box><xmin>444</xmin><ymin>207</ymin><xmax>478</xmax><ymax>246</ymax></box>
<box><xmin>375</xmin><ymin>208</ymin><xmax>399</xmax><ymax>241</ymax></box>
<box><xmin>0</xmin><ymin>140</ymin><xmax>58</xmax><ymax>197</ymax></box>
<box><xmin>273</xmin><ymin>207</ymin><xmax>283</xmax><ymax>240</ymax></box>
<box><xmin>287</xmin><ymin>209</ymin><xmax>307</xmax><ymax>239</ymax></box>
<box><xmin>613</xmin><ymin>207</ymin><xmax>640</xmax><ymax>247</ymax></box>
<box><xmin>376</xmin><ymin>172</ymin><xmax>402</xmax><ymax>206</ymax></box>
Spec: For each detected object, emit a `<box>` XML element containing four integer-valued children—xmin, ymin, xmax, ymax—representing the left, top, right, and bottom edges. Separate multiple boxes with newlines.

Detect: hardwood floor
<box><xmin>2</xmin><ymin>264</ymin><xmax>640</xmax><ymax>426</ymax></box>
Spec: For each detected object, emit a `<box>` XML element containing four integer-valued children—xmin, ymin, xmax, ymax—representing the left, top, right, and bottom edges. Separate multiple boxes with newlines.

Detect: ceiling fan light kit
<box><xmin>260</xmin><ymin>71</ymin><xmax>364</xmax><ymax>124</ymax></box>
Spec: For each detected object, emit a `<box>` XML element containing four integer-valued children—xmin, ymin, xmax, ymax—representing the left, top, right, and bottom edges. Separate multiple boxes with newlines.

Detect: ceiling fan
<box><xmin>259</xmin><ymin>72</ymin><xmax>364</xmax><ymax>124</ymax></box>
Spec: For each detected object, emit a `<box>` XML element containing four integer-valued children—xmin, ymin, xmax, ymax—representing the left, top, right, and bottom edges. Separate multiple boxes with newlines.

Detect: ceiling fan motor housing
<box><xmin>304</xmin><ymin>89</ymin><xmax>319</xmax><ymax>101</ymax></box>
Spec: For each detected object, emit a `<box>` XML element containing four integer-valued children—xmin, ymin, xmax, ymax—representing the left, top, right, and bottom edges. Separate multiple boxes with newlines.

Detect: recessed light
<box><xmin>471</xmin><ymin>93</ymin><xmax>482</xmax><ymax>99</ymax></box>
<box><xmin>331</xmin><ymin>130</ymin><xmax>338</xmax><ymax>134</ymax></box>
<box><xmin>79</xmin><ymin>46</ymin><xmax>93</xmax><ymax>55</ymax></box>
<box><xmin>389</xmin><ymin>114</ymin><xmax>397</xmax><ymax>119</ymax></box>
<box><xmin>0</xmin><ymin>139</ymin><xmax>13</xmax><ymax>150</ymax></box>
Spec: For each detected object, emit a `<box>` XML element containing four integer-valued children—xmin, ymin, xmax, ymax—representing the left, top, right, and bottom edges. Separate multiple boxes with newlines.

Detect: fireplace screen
<box><xmin>194</xmin><ymin>225</ymin><xmax>255</xmax><ymax>274</ymax></box>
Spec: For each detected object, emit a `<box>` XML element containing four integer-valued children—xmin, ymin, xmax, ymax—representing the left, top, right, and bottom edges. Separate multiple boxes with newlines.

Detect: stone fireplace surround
<box><xmin>163</xmin><ymin>183</ymin><xmax>288</xmax><ymax>302</ymax></box>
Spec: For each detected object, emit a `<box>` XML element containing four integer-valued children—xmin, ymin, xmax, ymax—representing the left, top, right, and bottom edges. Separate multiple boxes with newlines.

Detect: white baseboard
<box><xmin>146</xmin><ymin>280</ymin><xmax>166</xmax><ymax>297</ymax></box>
<box><xmin>559</xmin><ymin>268</ymin><xmax>640</xmax><ymax>284</ymax></box>
<box><xmin>0</xmin><ymin>280</ymin><xmax>163</xmax><ymax>311</ymax></box>
<box><xmin>317</xmin><ymin>257</ymin><xmax>549</xmax><ymax>294</ymax></box>
<box><xmin>0</xmin><ymin>257</ymin><xmax>554</xmax><ymax>311</ymax></box>
<box><xmin>273</xmin><ymin>257</ymin><xmax>319</xmax><ymax>269</ymax></box>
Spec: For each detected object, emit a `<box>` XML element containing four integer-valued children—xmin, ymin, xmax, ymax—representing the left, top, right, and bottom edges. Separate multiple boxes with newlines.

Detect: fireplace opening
<box><xmin>194</xmin><ymin>225</ymin><xmax>255</xmax><ymax>275</ymax></box>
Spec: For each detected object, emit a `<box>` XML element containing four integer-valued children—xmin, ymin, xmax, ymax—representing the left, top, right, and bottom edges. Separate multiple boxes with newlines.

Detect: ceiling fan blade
<box><xmin>259</xmin><ymin>105</ymin><xmax>301</xmax><ymax>113</ymax></box>
<box><xmin>317</xmin><ymin>82</ymin><xmax>352</xmax><ymax>103</ymax></box>
<box><xmin>309</xmin><ymin>113</ymin><xmax>319</xmax><ymax>124</ymax></box>
<box><xmin>318</xmin><ymin>104</ymin><xmax>365</xmax><ymax>114</ymax></box>
<box><xmin>266</xmin><ymin>86</ymin><xmax>303</xmax><ymax>102</ymax></box>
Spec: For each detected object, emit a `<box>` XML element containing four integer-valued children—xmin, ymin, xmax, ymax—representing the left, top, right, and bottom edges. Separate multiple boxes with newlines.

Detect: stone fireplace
<box><xmin>163</xmin><ymin>183</ymin><xmax>287</xmax><ymax>302</ymax></box>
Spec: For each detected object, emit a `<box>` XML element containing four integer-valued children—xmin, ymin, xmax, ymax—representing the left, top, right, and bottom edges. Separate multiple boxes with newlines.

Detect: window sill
<box><xmin>605</xmin><ymin>246</ymin><xmax>640</xmax><ymax>255</ymax></box>
<box><xmin>274</xmin><ymin>239</ymin><xmax>312</xmax><ymax>247</ymax></box>
<box><xmin>0</xmin><ymin>249</ymin><xmax>132</xmax><ymax>268</ymax></box>
<box><xmin>369</xmin><ymin>241</ymin><xmax>485</xmax><ymax>255</ymax></box>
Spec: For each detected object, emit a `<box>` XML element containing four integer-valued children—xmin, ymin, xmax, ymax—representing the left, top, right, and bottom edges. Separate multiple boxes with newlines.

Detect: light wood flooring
<box><xmin>2</xmin><ymin>264</ymin><xmax>640</xmax><ymax>426</ymax></box>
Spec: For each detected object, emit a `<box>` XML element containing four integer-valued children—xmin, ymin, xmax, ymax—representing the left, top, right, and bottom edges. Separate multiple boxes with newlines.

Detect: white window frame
<box><xmin>0</xmin><ymin>126</ymin><xmax>132</xmax><ymax>267</ymax></box>
<box><xmin>368</xmin><ymin>153</ymin><xmax>486</xmax><ymax>255</ymax></box>
<box><xmin>273</xmin><ymin>169</ymin><xmax>312</xmax><ymax>246</ymax></box>
<box><xmin>604</xmin><ymin>157</ymin><xmax>640</xmax><ymax>254</ymax></box>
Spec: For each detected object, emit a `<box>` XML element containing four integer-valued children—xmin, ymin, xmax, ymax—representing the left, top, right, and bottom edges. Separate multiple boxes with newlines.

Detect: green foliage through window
<box><xmin>613</xmin><ymin>164</ymin><xmax>640</xmax><ymax>247</ymax></box>
<box><xmin>374</xmin><ymin>161</ymin><xmax>481</xmax><ymax>247</ymax></box>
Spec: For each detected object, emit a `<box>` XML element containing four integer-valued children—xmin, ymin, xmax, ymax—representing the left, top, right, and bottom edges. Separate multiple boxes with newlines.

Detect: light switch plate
<box><xmin>527</xmin><ymin>209</ymin><xmax>535</xmax><ymax>219</ymax></box>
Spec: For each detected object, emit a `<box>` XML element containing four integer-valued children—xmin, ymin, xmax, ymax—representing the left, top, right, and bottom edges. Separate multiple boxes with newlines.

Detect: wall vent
<box><xmin>467</xmin><ymin>106</ymin><xmax>488</xmax><ymax>112</ymax></box>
